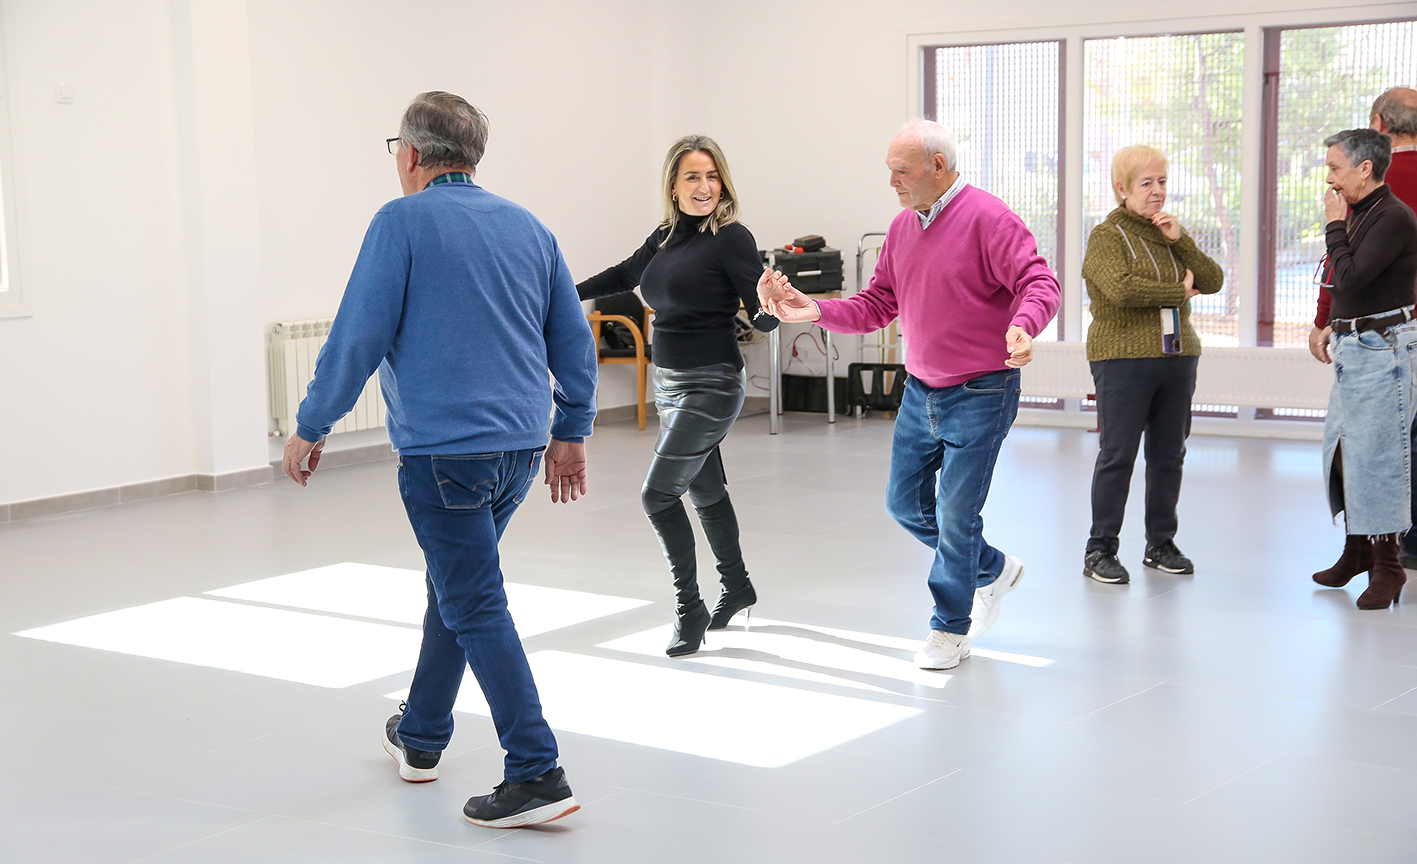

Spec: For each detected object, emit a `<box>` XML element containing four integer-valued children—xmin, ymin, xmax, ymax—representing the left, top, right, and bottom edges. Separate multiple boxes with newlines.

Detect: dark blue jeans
<box><xmin>395</xmin><ymin>450</ymin><xmax>558</xmax><ymax>784</ymax></box>
<box><xmin>886</xmin><ymin>371</ymin><xmax>1020</xmax><ymax>635</ymax></box>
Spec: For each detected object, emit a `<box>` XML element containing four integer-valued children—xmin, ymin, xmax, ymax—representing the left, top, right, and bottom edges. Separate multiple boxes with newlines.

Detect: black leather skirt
<box><xmin>643</xmin><ymin>363</ymin><xmax>746</xmax><ymax>498</ymax></box>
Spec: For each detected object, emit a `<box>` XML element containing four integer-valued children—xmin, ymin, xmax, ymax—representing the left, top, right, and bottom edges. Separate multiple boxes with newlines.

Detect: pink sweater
<box><xmin>816</xmin><ymin>185</ymin><xmax>1061</xmax><ymax>388</ymax></box>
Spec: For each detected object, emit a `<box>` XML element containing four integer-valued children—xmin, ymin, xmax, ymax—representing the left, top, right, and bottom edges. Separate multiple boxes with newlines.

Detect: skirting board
<box><xmin>1</xmin><ymin>466</ymin><xmax>273</xmax><ymax>525</ymax></box>
<box><xmin>1012</xmin><ymin>407</ymin><xmax>1325</xmax><ymax>441</ymax></box>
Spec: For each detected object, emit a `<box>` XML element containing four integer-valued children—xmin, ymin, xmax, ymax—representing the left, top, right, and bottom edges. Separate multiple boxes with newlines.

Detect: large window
<box><xmin>1083</xmin><ymin>32</ymin><xmax>1245</xmax><ymax>346</ymax></box>
<box><xmin>1261</xmin><ymin>21</ymin><xmax>1417</xmax><ymax>347</ymax></box>
<box><xmin>924</xmin><ymin>41</ymin><xmax>1062</xmax><ymax>340</ymax></box>
<box><xmin>920</xmin><ymin>17</ymin><xmax>1417</xmax><ymax>352</ymax></box>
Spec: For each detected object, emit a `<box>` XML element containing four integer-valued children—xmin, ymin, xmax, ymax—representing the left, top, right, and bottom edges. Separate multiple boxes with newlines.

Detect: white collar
<box><xmin>1393</xmin><ymin>144</ymin><xmax>1417</xmax><ymax>154</ymax></box>
<box><xmin>917</xmin><ymin>175</ymin><xmax>968</xmax><ymax>229</ymax></box>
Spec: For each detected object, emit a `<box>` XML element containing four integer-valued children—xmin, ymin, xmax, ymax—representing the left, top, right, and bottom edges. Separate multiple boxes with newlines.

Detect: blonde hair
<box><xmin>1111</xmin><ymin>145</ymin><xmax>1168</xmax><ymax>204</ymax></box>
<box><xmin>660</xmin><ymin>135</ymin><xmax>740</xmax><ymax>245</ymax></box>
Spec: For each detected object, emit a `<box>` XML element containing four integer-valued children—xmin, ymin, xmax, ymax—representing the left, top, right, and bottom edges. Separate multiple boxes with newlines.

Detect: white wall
<box><xmin>0</xmin><ymin>0</ymin><xmax>688</xmax><ymax>504</ymax></box>
<box><xmin>0</xmin><ymin>0</ymin><xmax>195</xmax><ymax>503</ymax></box>
<box><xmin>247</xmin><ymin>0</ymin><xmax>678</xmax><ymax>454</ymax></box>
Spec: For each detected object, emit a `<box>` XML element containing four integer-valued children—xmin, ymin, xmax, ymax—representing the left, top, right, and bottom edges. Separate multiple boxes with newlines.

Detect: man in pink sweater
<box><xmin>761</xmin><ymin>120</ymin><xmax>1060</xmax><ymax>670</ymax></box>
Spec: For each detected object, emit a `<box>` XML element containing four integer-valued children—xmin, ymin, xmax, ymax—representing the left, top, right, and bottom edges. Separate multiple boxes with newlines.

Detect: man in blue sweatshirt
<box><xmin>282</xmin><ymin>91</ymin><xmax>596</xmax><ymax>829</ymax></box>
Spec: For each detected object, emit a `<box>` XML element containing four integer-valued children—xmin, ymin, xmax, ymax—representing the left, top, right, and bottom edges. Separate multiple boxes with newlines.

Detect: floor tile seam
<box><xmin>122</xmin><ymin>815</ymin><xmax>272</xmax><ymax>864</ymax></box>
<box><xmin>1183</xmin><ymin>781</ymin><xmax>1417</xmax><ymax>845</ymax></box>
<box><xmin>92</xmin><ymin>781</ymin><xmax>283</xmax><ymax>819</ymax></box>
<box><xmin>1310</xmin><ymin>613</ymin><xmax>1417</xmax><ymax>635</ymax></box>
<box><xmin>694</xmin><ymin>662</ymin><xmax>963</xmax><ymax>707</ymax></box>
<box><xmin>1181</xmin><ymin>750</ymin><xmax>1288</xmax><ymax>805</ymax></box>
<box><xmin>1067</xmin><ymin>680</ymin><xmax>1164</xmax><ymax>722</ymax></box>
<box><xmin>833</xmin><ymin>768</ymin><xmax>962</xmax><ymax>823</ymax></box>
<box><xmin>1077</xmin><ymin>670</ymin><xmax>1417</xmax><ymax>716</ymax></box>
<box><xmin>193</xmin><ymin>732</ymin><xmax>275</xmax><ymax>758</ymax></box>
<box><xmin>608</xmin><ymin>783</ymin><xmax>852</xmax><ymax>825</ymax></box>
<box><xmin>290</xmin><ymin>814</ymin><xmax>540</xmax><ymax>855</ymax></box>
<box><xmin>1371</xmin><ymin>679</ymin><xmax>1417</xmax><ymax>705</ymax></box>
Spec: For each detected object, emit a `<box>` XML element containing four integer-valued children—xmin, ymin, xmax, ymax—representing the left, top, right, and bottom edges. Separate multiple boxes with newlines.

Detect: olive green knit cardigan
<box><xmin>1081</xmin><ymin>206</ymin><xmax>1225</xmax><ymax>361</ymax></box>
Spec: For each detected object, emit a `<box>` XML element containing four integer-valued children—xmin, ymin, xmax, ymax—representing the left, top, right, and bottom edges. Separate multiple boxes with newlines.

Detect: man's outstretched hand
<box><xmin>282</xmin><ymin>433</ymin><xmax>325</xmax><ymax>487</ymax></box>
<box><xmin>1005</xmin><ymin>325</ymin><xmax>1034</xmax><ymax>368</ymax></box>
<box><xmin>544</xmin><ymin>439</ymin><xmax>588</xmax><ymax>503</ymax></box>
<box><xmin>757</xmin><ymin>269</ymin><xmax>821</xmax><ymax>323</ymax></box>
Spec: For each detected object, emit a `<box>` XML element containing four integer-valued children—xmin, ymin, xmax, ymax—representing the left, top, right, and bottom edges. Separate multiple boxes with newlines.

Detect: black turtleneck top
<box><xmin>576</xmin><ymin>213</ymin><xmax>778</xmax><ymax>370</ymax></box>
<box><xmin>1326</xmin><ymin>184</ymin><xmax>1417</xmax><ymax>321</ymax></box>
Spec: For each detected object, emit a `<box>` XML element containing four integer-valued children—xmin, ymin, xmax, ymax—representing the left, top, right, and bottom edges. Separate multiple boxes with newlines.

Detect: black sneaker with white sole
<box><xmin>1083</xmin><ymin>551</ymin><xmax>1130</xmax><ymax>584</ymax></box>
<box><xmin>383</xmin><ymin>706</ymin><xmax>440</xmax><ymax>782</ymax></box>
<box><xmin>464</xmin><ymin>767</ymin><xmax>580</xmax><ymax>828</ymax></box>
<box><xmin>1143</xmin><ymin>540</ymin><xmax>1194</xmax><ymax>574</ymax></box>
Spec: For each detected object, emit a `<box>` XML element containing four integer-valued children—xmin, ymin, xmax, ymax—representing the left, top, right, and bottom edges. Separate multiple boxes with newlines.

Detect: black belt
<box><xmin>1330</xmin><ymin>308</ymin><xmax>1414</xmax><ymax>334</ymax></box>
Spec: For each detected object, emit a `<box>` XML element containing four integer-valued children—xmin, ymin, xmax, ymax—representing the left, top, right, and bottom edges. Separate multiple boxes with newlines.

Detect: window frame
<box><xmin>921</xmin><ymin>39</ymin><xmax>1067</xmax><ymax>340</ymax></box>
<box><xmin>1256</xmin><ymin>17</ymin><xmax>1417</xmax><ymax>347</ymax></box>
<box><xmin>909</xmin><ymin>3</ymin><xmax>1415</xmax><ymax>347</ymax></box>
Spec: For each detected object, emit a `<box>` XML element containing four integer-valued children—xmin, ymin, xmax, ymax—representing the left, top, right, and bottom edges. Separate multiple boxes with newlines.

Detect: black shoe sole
<box><xmin>465</xmin><ymin>797</ymin><xmax>580</xmax><ymax>828</ymax></box>
<box><xmin>1143</xmin><ymin>558</ymin><xmax>1194</xmax><ymax>574</ymax></box>
<box><xmin>1083</xmin><ymin>566</ymin><xmax>1129</xmax><ymax>584</ymax></box>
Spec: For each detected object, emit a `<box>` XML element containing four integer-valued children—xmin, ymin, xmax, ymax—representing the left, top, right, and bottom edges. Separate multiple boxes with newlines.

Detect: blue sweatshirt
<box><xmin>296</xmin><ymin>180</ymin><xmax>597</xmax><ymax>454</ymax></box>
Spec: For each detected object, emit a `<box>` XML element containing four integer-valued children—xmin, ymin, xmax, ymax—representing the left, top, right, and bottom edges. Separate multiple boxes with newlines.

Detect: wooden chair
<box><xmin>588</xmin><ymin>294</ymin><xmax>654</xmax><ymax>430</ymax></box>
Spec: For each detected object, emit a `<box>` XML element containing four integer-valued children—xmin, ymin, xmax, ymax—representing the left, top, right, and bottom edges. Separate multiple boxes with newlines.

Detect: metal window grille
<box><xmin>1082</xmin><ymin>32</ymin><xmax>1245</xmax><ymax>347</ymax></box>
<box><xmin>925</xmin><ymin>41</ymin><xmax>1063</xmax><ymax>341</ymax></box>
<box><xmin>1260</xmin><ymin>20</ymin><xmax>1417</xmax><ymax>348</ymax></box>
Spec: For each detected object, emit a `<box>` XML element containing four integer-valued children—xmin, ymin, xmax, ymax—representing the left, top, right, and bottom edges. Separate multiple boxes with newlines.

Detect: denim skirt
<box><xmin>1322</xmin><ymin>318</ymin><xmax>1417</xmax><ymax>534</ymax></box>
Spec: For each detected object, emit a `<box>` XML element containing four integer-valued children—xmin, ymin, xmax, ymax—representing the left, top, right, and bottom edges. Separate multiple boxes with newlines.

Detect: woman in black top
<box><xmin>578</xmin><ymin>135</ymin><xmax>778</xmax><ymax>656</ymax></box>
<box><xmin>1311</xmin><ymin>128</ymin><xmax>1417</xmax><ymax>609</ymax></box>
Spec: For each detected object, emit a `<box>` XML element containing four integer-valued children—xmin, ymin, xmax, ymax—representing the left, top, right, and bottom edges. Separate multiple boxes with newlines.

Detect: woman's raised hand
<box><xmin>1151</xmin><ymin>211</ymin><xmax>1181</xmax><ymax>242</ymax></box>
<box><xmin>1324</xmin><ymin>187</ymin><xmax>1349</xmax><ymax>223</ymax></box>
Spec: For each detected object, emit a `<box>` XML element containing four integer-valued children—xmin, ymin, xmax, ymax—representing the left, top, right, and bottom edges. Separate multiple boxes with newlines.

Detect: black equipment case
<box><xmin>761</xmin><ymin>247</ymin><xmax>844</xmax><ymax>294</ymax></box>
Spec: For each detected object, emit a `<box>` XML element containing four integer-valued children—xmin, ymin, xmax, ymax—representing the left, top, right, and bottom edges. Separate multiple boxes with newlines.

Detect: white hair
<box><xmin>899</xmin><ymin>120</ymin><xmax>958</xmax><ymax>171</ymax></box>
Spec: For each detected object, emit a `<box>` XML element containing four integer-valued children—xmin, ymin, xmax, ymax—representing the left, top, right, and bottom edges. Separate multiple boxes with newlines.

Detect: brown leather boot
<box><xmin>1313</xmin><ymin>534</ymin><xmax>1373</xmax><ymax>587</ymax></box>
<box><xmin>1357</xmin><ymin>535</ymin><xmax>1406</xmax><ymax>610</ymax></box>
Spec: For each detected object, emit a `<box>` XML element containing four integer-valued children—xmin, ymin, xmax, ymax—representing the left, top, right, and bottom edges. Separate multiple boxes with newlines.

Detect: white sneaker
<box><xmin>967</xmin><ymin>554</ymin><xmax>1024</xmax><ymax>639</ymax></box>
<box><xmin>914</xmin><ymin>630</ymin><xmax>970</xmax><ymax>670</ymax></box>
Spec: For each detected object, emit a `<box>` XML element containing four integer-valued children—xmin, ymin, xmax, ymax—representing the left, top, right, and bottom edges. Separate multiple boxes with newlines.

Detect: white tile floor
<box><xmin>3</xmin><ymin>410</ymin><xmax>1416</xmax><ymax>863</ymax></box>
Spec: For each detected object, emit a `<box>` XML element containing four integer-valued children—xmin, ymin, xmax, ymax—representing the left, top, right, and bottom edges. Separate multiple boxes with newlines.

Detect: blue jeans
<box><xmin>886</xmin><ymin>370</ymin><xmax>1020</xmax><ymax>635</ymax></box>
<box><xmin>395</xmin><ymin>450</ymin><xmax>558</xmax><ymax>783</ymax></box>
<box><xmin>1323</xmin><ymin>319</ymin><xmax>1417</xmax><ymax>535</ymax></box>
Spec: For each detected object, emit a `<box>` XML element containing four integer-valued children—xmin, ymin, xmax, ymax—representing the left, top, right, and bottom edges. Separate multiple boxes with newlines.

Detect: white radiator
<box><xmin>1021</xmin><ymin>342</ymin><xmax>1333</xmax><ymax>410</ymax></box>
<box><xmin>268</xmin><ymin>318</ymin><xmax>385</xmax><ymax>437</ymax></box>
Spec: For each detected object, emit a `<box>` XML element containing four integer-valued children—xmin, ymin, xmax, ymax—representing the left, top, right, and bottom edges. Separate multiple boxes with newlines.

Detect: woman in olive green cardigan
<box><xmin>1080</xmin><ymin>145</ymin><xmax>1225</xmax><ymax>585</ymax></box>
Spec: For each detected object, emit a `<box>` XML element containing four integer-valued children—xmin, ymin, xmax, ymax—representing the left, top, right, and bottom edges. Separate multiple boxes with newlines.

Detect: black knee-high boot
<box><xmin>696</xmin><ymin>497</ymin><xmax>756</xmax><ymax>630</ymax></box>
<box><xmin>647</xmin><ymin>500</ymin><xmax>710</xmax><ymax>656</ymax></box>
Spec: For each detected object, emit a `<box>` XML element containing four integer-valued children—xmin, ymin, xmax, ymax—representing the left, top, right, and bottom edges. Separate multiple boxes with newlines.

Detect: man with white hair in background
<box><xmin>760</xmin><ymin>120</ymin><xmax>1060</xmax><ymax>670</ymax></box>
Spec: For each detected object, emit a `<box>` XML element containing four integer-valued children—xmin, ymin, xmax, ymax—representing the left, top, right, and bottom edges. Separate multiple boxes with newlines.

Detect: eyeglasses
<box><xmin>1312</xmin><ymin>253</ymin><xmax>1333</xmax><ymax>289</ymax></box>
<box><xmin>386</xmin><ymin>137</ymin><xmax>401</xmax><ymax>154</ymax></box>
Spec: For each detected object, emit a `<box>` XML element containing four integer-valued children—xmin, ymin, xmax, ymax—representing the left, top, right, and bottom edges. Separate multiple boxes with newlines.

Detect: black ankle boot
<box><xmin>695</xmin><ymin>497</ymin><xmax>756</xmax><ymax>630</ymax></box>
<box><xmin>648</xmin><ymin>500</ymin><xmax>710</xmax><ymax>656</ymax></box>
<box><xmin>667</xmin><ymin>602</ymin><xmax>711</xmax><ymax>657</ymax></box>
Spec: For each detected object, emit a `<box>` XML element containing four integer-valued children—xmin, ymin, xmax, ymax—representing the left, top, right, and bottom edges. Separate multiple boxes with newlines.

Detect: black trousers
<box><xmin>1087</xmin><ymin>356</ymin><xmax>1198</xmax><ymax>555</ymax></box>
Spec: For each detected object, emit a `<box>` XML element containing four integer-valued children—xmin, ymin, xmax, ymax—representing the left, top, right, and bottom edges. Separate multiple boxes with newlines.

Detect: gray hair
<box><xmin>1371</xmin><ymin>87</ymin><xmax>1417</xmax><ymax>137</ymax></box>
<box><xmin>899</xmin><ymin>120</ymin><xmax>958</xmax><ymax>171</ymax></box>
<box><xmin>398</xmin><ymin>91</ymin><xmax>489</xmax><ymax>172</ymax></box>
<box><xmin>1324</xmin><ymin>127</ymin><xmax>1392</xmax><ymax>181</ymax></box>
